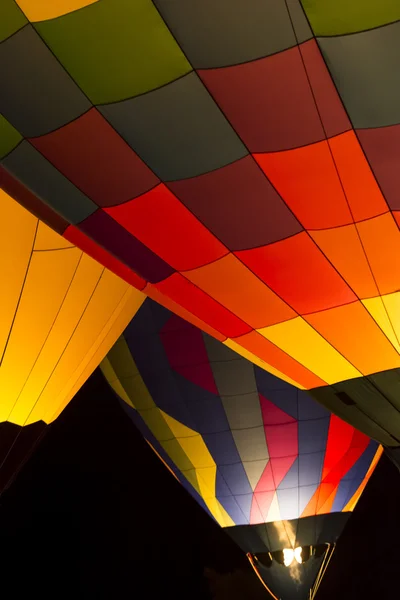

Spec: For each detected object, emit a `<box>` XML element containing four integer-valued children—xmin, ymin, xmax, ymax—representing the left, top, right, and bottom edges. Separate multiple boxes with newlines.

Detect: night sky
<box><xmin>0</xmin><ymin>369</ymin><xmax>398</xmax><ymax>599</ymax></box>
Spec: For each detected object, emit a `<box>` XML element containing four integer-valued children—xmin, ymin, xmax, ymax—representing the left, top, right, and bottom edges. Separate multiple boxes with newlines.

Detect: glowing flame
<box><xmin>283</xmin><ymin>547</ymin><xmax>303</xmax><ymax>567</ymax></box>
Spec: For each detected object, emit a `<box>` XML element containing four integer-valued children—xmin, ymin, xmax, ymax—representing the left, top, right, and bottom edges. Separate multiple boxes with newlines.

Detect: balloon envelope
<box><xmin>0</xmin><ymin>190</ymin><xmax>145</xmax><ymax>494</ymax></box>
<box><xmin>101</xmin><ymin>299</ymin><xmax>382</xmax><ymax>599</ymax></box>
<box><xmin>2</xmin><ymin>1</ymin><xmax>400</xmax><ymax>450</ymax></box>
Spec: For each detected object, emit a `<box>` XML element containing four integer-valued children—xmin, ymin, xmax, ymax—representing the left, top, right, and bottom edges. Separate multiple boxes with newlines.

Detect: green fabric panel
<box><xmin>120</xmin><ymin>374</ymin><xmax>154</xmax><ymax>411</ymax></box>
<box><xmin>34</xmin><ymin>0</ymin><xmax>192</xmax><ymax>104</ymax></box>
<box><xmin>107</xmin><ymin>336</ymin><xmax>154</xmax><ymax>410</ymax></box>
<box><xmin>139</xmin><ymin>407</ymin><xmax>174</xmax><ymax>442</ymax></box>
<box><xmin>108</xmin><ymin>337</ymin><xmax>140</xmax><ymax>381</ymax></box>
<box><xmin>301</xmin><ymin>0</ymin><xmax>400</xmax><ymax>36</ymax></box>
<box><xmin>368</xmin><ymin>370</ymin><xmax>400</xmax><ymax>412</ymax></box>
<box><xmin>161</xmin><ymin>439</ymin><xmax>195</xmax><ymax>472</ymax></box>
<box><xmin>0</xmin><ymin>0</ymin><xmax>27</xmax><ymax>42</ymax></box>
<box><xmin>0</xmin><ymin>114</ymin><xmax>22</xmax><ymax>158</ymax></box>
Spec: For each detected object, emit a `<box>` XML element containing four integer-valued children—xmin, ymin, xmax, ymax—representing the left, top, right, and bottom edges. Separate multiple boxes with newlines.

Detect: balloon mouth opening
<box><xmin>247</xmin><ymin>543</ymin><xmax>336</xmax><ymax>599</ymax></box>
<box><xmin>249</xmin><ymin>543</ymin><xmax>328</xmax><ymax>569</ymax></box>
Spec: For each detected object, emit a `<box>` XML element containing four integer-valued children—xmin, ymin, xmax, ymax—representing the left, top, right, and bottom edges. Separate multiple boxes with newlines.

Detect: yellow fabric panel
<box><xmin>266</xmin><ymin>492</ymin><xmax>281</xmax><ymax>523</ymax></box>
<box><xmin>362</xmin><ymin>296</ymin><xmax>400</xmax><ymax>353</ymax></box>
<box><xmin>139</xmin><ymin>407</ymin><xmax>174</xmax><ymax>442</ymax></box>
<box><xmin>182</xmin><ymin>469</ymin><xmax>202</xmax><ymax>498</ymax></box>
<box><xmin>196</xmin><ymin>466</ymin><xmax>217</xmax><ymax>499</ymax></box>
<box><xmin>34</xmin><ymin>221</ymin><xmax>74</xmax><ymax>251</ymax></box>
<box><xmin>160</xmin><ymin>439</ymin><xmax>195</xmax><ymax>472</ymax></box>
<box><xmin>0</xmin><ymin>244</ymin><xmax>83</xmax><ymax>422</ymax></box>
<box><xmin>49</xmin><ymin>287</ymin><xmax>144</xmax><ymax>421</ymax></box>
<box><xmin>103</xmin><ymin>335</ymin><xmax>155</xmax><ymax>411</ymax></box>
<box><xmin>8</xmin><ymin>251</ymin><xmax>103</xmax><ymax>424</ymax></box>
<box><xmin>16</xmin><ymin>0</ymin><xmax>99</xmax><ymax>21</ymax></box>
<box><xmin>1</xmin><ymin>190</ymin><xmax>145</xmax><ymax>425</ymax></box>
<box><xmin>161</xmin><ymin>410</ymin><xmax>199</xmax><ymax>439</ymax></box>
<box><xmin>0</xmin><ymin>191</ymin><xmax>36</xmax><ymax>362</ymax></box>
<box><xmin>258</xmin><ymin>317</ymin><xmax>361</xmax><ymax>385</ymax></box>
<box><xmin>161</xmin><ymin>411</ymin><xmax>215</xmax><ymax>468</ymax></box>
<box><xmin>343</xmin><ymin>445</ymin><xmax>384</xmax><ymax>513</ymax></box>
<box><xmin>24</xmin><ymin>268</ymin><xmax>136</xmax><ymax>425</ymax></box>
<box><xmin>99</xmin><ymin>356</ymin><xmax>132</xmax><ymax>407</ymax></box>
<box><xmin>224</xmin><ymin>338</ymin><xmax>306</xmax><ymax>390</ymax></box>
<box><xmin>206</xmin><ymin>498</ymin><xmax>235</xmax><ymax>528</ymax></box>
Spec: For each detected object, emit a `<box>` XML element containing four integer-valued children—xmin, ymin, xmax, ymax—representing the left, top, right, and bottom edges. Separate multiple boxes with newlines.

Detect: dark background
<box><xmin>0</xmin><ymin>369</ymin><xmax>398</xmax><ymax>599</ymax></box>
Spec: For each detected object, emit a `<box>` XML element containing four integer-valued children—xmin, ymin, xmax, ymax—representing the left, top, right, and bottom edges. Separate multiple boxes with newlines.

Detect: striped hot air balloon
<box><xmin>2</xmin><ymin>1</ymin><xmax>400</xmax><ymax>461</ymax></box>
<box><xmin>101</xmin><ymin>299</ymin><xmax>382</xmax><ymax>600</ymax></box>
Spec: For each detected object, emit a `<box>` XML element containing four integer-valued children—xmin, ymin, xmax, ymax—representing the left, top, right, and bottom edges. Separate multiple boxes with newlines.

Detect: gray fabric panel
<box><xmin>210</xmin><ymin>355</ymin><xmax>257</xmax><ymax>397</ymax></box>
<box><xmin>335</xmin><ymin>378</ymin><xmax>400</xmax><ymax>442</ymax></box>
<box><xmin>202</xmin><ymin>332</ymin><xmax>240</xmax><ymax>363</ymax></box>
<box><xmin>318</xmin><ymin>21</ymin><xmax>400</xmax><ymax>128</ymax></box>
<box><xmin>286</xmin><ymin>0</ymin><xmax>313</xmax><ymax>42</ymax></box>
<box><xmin>242</xmin><ymin>459</ymin><xmax>268</xmax><ymax>491</ymax></box>
<box><xmin>0</xmin><ymin>25</ymin><xmax>90</xmax><ymax>137</ymax></box>
<box><xmin>154</xmin><ymin>0</ymin><xmax>310</xmax><ymax>69</ymax></box>
<box><xmin>309</xmin><ymin>384</ymin><xmax>399</xmax><ymax>447</ymax></box>
<box><xmin>232</xmin><ymin>427</ymin><xmax>269</xmax><ymax>462</ymax></box>
<box><xmin>2</xmin><ymin>142</ymin><xmax>97</xmax><ymax>223</ymax></box>
<box><xmin>222</xmin><ymin>392</ymin><xmax>264</xmax><ymax>429</ymax></box>
<box><xmin>368</xmin><ymin>369</ymin><xmax>400</xmax><ymax>412</ymax></box>
<box><xmin>99</xmin><ymin>72</ymin><xmax>247</xmax><ymax>181</ymax></box>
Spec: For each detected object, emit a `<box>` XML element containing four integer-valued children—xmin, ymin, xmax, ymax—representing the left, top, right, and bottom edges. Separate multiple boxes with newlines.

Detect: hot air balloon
<box><xmin>101</xmin><ymin>299</ymin><xmax>382</xmax><ymax>600</ymax></box>
<box><xmin>2</xmin><ymin>2</ymin><xmax>400</xmax><ymax>460</ymax></box>
<box><xmin>0</xmin><ymin>189</ymin><xmax>145</xmax><ymax>494</ymax></box>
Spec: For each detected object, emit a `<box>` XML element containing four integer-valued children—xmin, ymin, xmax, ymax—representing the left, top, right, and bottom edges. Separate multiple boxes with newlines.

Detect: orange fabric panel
<box><xmin>392</xmin><ymin>211</ymin><xmax>400</xmax><ymax>229</ymax></box>
<box><xmin>105</xmin><ymin>184</ymin><xmax>228</xmax><ymax>271</ymax></box>
<box><xmin>329</xmin><ymin>131</ymin><xmax>389</xmax><ymax>222</ymax></box>
<box><xmin>318</xmin><ymin>485</ymin><xmax>340</xmax><ymax>515</ymax></box>
<box><xmin>306</xmin><ymin>301</ymin><xmax>400</xmax><ymax>375</ymax></box>
<box><xmin>236</xmin><ymin>330</ymin><xmax>327</xmax><ymax>389</ymax></box>
<box><xmin>316</xmin><ymin>483</ymin><xmax>339</xmax><ymax>514</ymax></box>
<box><xmin>310</xmin><ymin>225</ymin><xmax>377</xmax><ymax>299</ymax></box>
<box><xmin>300</xmin><ymin>486</ymin><xmax>320</xmax><ymax>518</ymax></box>
<box><xmin>185</xmin><ymin>254</ymin><xmax>296</xmax><ymax>329</ymax></box>
<box><xmin>237</xmin><ymin>232</ymin><xmax>357</xmax><ymax>314</ymax></box>
<box><xmin>254</xmin><ymin>140</ymin><xmax>352</xmax><ymax>229</ymax></box>
<box><xmin>154</xmin><ymin>272</ymin><xmax>251</xmax><ymax>338</ymax></box>
<box><xmin>357</xmin><ymin>213</ymin><xmax>400</xmax><ymax>296</ymax></box>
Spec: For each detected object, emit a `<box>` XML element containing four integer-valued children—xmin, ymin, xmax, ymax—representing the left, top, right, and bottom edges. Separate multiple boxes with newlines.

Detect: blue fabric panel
<box><xmin>218</xmin><ymin>463</ymin><xmax>253</xmax><ymax>495</ymax></box>
<box><xmin>172</xmin><ymin>372</ymin><xmax>229</xmax><ymax>434</ymax></box>
<box><xmin>203</xmin><ymin>430</ymin><xmax>241</xmax><ymax>466</ymax></box>
<box><xmin>331</xmin><ymin>479</ymin><xmax>354</xmax><ymax>513</ymax></box>
<box><xmin>298</xmin><ymin>418</ymin><xmax>330</xmax><ymax>454</ymax></box>
<box><xmin>297</xmin><ymin>392</ymin><xmax>330</xmax><ymax>420</ymax></box>
<box><xmin>234</xmin><ymin>494</ymin><xmax>253</xmax><ymax>524</ymax></box>
<box><xmin>331</xmin><ymin>440</ymin><xmax>379</xmax><ymax>512</ymax></box>
<box><xmin>217</xmin><ymin>495</ymin><xmax>249</xmax><ymax>525</ymax></box>
<box><xmin>342</xmin><ymin>440</ymin><xmax>379</xmax><ymax>481</ymax></box>
<box><xmin>278</xmin><ymin>457</ymin><xmax>299</xmax><ymax>490</ymax></box>
<box><xmin>255</xmin><ymin>367</ymin><xmax>298</xmax><ymax>419</ymax></box>
<box><xmin>216</xmin><ymin>469</ymin><xmax>232</xmax><ymax>497</ymax></box>
<box><xmin>298</xmin><ymin>452</ymin><xmax>324</xmax><ymax>486</ymax></box>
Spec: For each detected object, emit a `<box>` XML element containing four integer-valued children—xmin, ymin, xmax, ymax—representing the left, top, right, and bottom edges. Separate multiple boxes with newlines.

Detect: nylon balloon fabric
<box><xmin>101</xmin><ymin>298</ymin><xmax>382</xmax><ymax>599</ymax></box>
<box><xmin>101</xmin><ymin>299</ymin><xmax>381</xmax><ymax>528</ymax></box>
<box><xmin>0</xmin><ymin>189</ymin><xmax>145</xmax><ymax>494</ymax></box>
<box><xmin>2</xmin><ymin>1</ymin><xmax>400</xmax><ymax>448</ymax></box>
